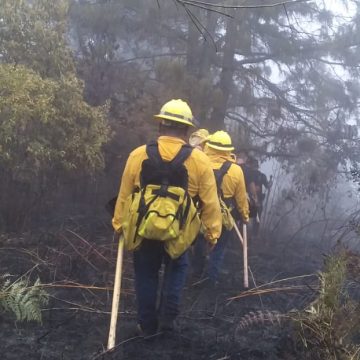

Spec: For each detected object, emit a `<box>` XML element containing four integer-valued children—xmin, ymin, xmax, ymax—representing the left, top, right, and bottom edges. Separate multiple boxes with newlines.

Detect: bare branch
<box><xmin>182</xmin><ymin>3</ymin><xmax>219</xmax><ymax>50</ymax></box>
<box><xmin>174</xmin><ymin>0</ymin><xmax>310</xmax><ymax>10</ymax></box>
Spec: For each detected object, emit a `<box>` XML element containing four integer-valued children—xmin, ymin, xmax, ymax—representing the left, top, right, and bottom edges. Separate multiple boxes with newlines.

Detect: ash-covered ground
<box><xmin>0</xmin><ymin>221</ymin><xmax>323</xmax><ymax>360</ymax></box>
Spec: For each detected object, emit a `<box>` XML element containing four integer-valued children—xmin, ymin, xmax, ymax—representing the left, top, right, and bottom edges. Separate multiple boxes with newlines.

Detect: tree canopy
<box><xmin>0</xmin><ymin>0</ymin><xmax>109</xmax><ymax>174</ymax></box>
<box><xmin>69</xmin><ymin>0</ymin><xmax>360</xmax><ymax>190</ymax></box>
<box><xmin>1</xmin><ymin>0</ymin><xmax>360</xmax><ymax>228</ymax></box>
<box><xmin>0</xmin><ymin>0</ymin><xmax>109</xmax><ymax>229</ymax></box>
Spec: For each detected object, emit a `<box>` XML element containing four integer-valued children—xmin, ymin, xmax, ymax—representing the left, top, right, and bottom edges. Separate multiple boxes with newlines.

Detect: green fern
<box><xmin>0</xmin><ymin>275</ymin><xmax>49</xmax><ymax>323</ymax></box>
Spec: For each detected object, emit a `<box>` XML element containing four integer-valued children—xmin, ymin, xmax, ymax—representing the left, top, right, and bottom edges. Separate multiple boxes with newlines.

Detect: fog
<box><xmin>1</xmin><ymin>1</ymin><xmax>360</xmax><ymax>359</ymax></box>
<box><xmin>2</xmin><ymin>0</ymin><xmax>360</xmax><ymax>283</ymax></box>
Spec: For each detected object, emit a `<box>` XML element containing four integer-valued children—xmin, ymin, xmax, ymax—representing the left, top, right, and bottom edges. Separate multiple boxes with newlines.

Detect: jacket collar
<box><xmin>205</xmin><ymin>147</ymin><xmax>235</xmax><ymax>162</ymax></box>
<box><xmin>158</xmin><ymin>136</ymin><xmax>186</xmax><ymax>145</ymax></box>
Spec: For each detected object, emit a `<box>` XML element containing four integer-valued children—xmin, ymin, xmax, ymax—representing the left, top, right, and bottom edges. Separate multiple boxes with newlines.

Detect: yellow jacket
<box><xmin>112</xmin><ymin>136</ymin><xmax>222</xmax><ymax>243</ymax></box>
<box><xmin>204</xmin><ymin>147</ymin><xmax>249</xmax><ymax>223</ymax></box>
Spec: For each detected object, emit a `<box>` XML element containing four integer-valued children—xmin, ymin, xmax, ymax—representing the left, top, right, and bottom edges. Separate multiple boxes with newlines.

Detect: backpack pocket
<box><xmin>121</xmin><ymin>192</ymin><xmax>143</xmax><ymax>251</ymax></box>
<box><xmin>137</xmin><ymin>185</ymin><xmax>186</xmax><ymax>241</ymax></box>
<box><xmin>165</xmin><ymin>200</ymin><xmax>201</xmax><ymax>259</ymax></box>
<box><xmin>121</xmin><ymin>184</ymin><xmax>201</xmax><ymax>257</ymax></box>
<box><xmin>220</xmin><ymin>197</ymin><xmax>235</xmax><ymax>230</ymax></box>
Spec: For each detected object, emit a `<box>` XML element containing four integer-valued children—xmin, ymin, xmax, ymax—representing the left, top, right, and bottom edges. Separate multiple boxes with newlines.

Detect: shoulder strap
<box><xmin>146</xmin><ymin>141</ymin><xmax>161</xmax><ymax>164</ymax></box>
<box><xmin>146</xmin><ymin>142</ymin><xmax>192</xmax><ymax>167</ymax></box>
<box><xmin>215</xmin><ymin>161</ymin><xmax>232</xmax><ymax>189</ymax></box>
<box><xmin>171</xmin><ymin>144</ymin><xmax>193</xmax><ymax>167</ymax></box>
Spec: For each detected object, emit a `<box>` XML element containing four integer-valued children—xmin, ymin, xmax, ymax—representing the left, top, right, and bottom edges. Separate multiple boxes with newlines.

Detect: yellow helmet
<box><xmin>154</xmin><ymin>99</ymin><xmax>195</xmax><ymax>127</ymax></box>
<box><xmin>189</xmin><ymin>128</ymin><xmax>209</xmax><ymax>147</ymax></box>
<box><xmin>206</xmin><ymin>130</ymin><xmax>234</xmax><ymax>151</ymax></box>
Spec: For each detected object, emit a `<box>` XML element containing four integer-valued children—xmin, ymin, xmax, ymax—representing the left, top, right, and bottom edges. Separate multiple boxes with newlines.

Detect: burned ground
<box><xmin>0</xmin><ymin>220</ymin><xmax>327</xmax><ymax>360</ymax></box>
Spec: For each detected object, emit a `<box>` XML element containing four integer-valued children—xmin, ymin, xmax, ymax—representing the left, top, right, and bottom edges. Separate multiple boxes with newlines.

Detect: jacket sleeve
<box><xmin>234</xmin><ymin>166</ymin><xmax>250</xmax><ymax>223</ymax></box>
<box><xmin>112</xmin><ymin>154</ymin><xmax>137</xmax><ymax>233</ymax></box>
<box><xmin>197</xmin><ymin>158</ymin><xmax>222</xmax><ymax>244</ymax></box>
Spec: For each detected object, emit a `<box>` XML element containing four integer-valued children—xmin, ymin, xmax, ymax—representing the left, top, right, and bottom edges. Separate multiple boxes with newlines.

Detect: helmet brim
<box><xmin>154</xmin><ymin>114</ymin><xmax>195</xmax><ymax>127</ymax></box>
<box><xmin>206</xmin><ymin>142</ymin><xmax>235</xmax><ymax>151</ymax></box>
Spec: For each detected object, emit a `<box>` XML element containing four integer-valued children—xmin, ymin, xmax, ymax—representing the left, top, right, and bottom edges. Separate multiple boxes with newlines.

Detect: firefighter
<box><xmin>112</xmin><ymin>99</ymin><xmax>222</xmax><ymax>335</ymax></box>
<box><xmin>203</xmin><ymin>131</ymin><xmax>249</xmax><ymax>283</ymax></box>
<box><xmin>189</xmin><ymin>128</ymin><xmax>209</xmax><ymax>150</ymax></box>
<box><xmin>247</xmin><ymin>157</ymin><xmax>270</xmax><ymax>237</ymax></box>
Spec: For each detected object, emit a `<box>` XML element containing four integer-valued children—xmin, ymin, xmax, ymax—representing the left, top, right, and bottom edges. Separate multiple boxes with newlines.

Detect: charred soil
<box><xmin>0</xmin><ymin>223</ymin><xmax>322</xmax><ymax>360</ymax></box>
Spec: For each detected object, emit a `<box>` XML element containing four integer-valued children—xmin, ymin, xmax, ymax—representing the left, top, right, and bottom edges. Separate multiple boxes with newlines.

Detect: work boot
<box><xmin>135</xmin><ymin>323</ymin><xmax>158</xmax><ymax>337</ymax></box>
<box><xmin>158</xmin><ymin>317</ymin><xmax>178</xmax><ymax>333</ymax></box>
<box><xmin>135</xmin><ymin>324</ymin><xmax>146</xmax><ymax>337</ymax></box>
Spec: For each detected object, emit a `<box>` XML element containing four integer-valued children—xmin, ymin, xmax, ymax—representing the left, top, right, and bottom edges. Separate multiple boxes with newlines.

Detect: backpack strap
<box><xmin>136</xmin><ymin>142</ymin><xmax>193</xmax><ymax>239</ymax></box>
<box><xmin>215</xmin><ymin>161</ymin><xmax>232</xmax><ymax>190</ymax></box>
<box><xmin>170</xmin><ymin>144</ymin><xmax>193</xmax><ymax>167</ymax></box>
<box><xmin>146</xmin><ymin>141</ymin><xmax>162</xmax><ymax>165</ymax></box>
<box><xmin>146</xmin><ymin>142</ymin><xmax>193</xmax><ymax>167</ymax></box>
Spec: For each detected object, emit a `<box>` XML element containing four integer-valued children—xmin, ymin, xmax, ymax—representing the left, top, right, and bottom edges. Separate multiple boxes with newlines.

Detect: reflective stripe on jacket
<box><xmin>112</xmin><ymin>136</ymin><xmax>222</xmax><ymax>243</ymax></box>
<box><xmin>204</xmin><ymin>147</ymin><xmax>250</xmax><ymax>223</ymax></box>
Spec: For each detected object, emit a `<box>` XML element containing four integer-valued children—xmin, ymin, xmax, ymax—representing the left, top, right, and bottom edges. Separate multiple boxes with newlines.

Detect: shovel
<box><xmin>107</xmin><ymin>234</ymin><xmax>124</xmax><ymax>351</ymax></box>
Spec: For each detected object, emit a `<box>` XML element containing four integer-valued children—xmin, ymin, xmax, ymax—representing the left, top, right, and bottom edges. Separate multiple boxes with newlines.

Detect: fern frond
<box><xmin>0</xmin><ymin>275</ymin><xmax>49</xmax><ymax>323</ymax></box>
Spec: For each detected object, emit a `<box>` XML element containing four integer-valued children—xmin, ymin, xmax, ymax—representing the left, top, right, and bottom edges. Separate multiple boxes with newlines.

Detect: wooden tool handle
<box><xmin>242</xmin><ymin>224</ymin><xmax>249</xmax><ymax>289</ymax></box>
<box><xmin>107</xmin><ymin>235</ymin><xmax>124</xmax><ymax>351</ymax></box>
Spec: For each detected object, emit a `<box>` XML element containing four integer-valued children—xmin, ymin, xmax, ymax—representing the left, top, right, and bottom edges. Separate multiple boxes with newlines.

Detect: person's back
<box><xmin>201</xmin><ymin>131</ymin><xmax>249</xmax><ymax>283</ymax></box>
<box><xmin>205</xmin><ymin>131</ymin><xmax>249</xmax><ymax>222</ymax></box>
<box><xmin>248</xmin><ymin>159</ymin><xmax>269</xmax><ymax>205</ymax></box>
<box><xmin>254</xmin><ymin>170</ymin><xmax>269</xmax><ymax>200</ymax></box>
<box><xmin>236</xmin><ymin>152</ymin><xmax>254</xmax><ymax>192</ymax></box>
<box><xmin>114</xmin><ymin>135</ymin><xmax>222</xmax><ymax>249</ymax></box>
<box><xmin>112</xmin><ymin>99</ymin><xmax>221</xmax><ymax>335</ymax></box>
<box><xmin>247</xmin><ymin>158</ymin><xmax>269</xmax><ymax>237</ymax></box>
<box><xmin>236</xmin><ymin>155</ymin><xmax>258</xmax><ymax>219</ymax></box>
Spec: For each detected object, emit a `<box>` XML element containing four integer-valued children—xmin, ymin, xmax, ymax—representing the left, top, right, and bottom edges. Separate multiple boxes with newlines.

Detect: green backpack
<box><xmin>121</xmin><ymin>142</ymin><xmax>201</xmax><ymax>258</ymax></box>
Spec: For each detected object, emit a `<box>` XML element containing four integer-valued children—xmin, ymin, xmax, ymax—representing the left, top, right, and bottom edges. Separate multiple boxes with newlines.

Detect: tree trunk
<box><xmin>207</xmin><ymin>15</ymin><xmax>237</xmax><ymax>131</ymax></box>
<box><xmin>186</xmin><ymin>7</ymin><xmax>201</xmax><ymax>75</ymax></box>
<box><xmin>198</xmin><ymin>5</ymin><xmax>218</xmax><ymax>78</ymax></box>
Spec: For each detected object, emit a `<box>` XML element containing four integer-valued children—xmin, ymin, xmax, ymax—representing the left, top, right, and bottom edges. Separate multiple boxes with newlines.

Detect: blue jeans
<box><xmin>133</xmin><ymin>240</ymin><xmax>188</xmax><ymax>333</ymax></box>
<box><xmin>207</xmin><ymin>228</ymin><xmax>232</xmax><ymax>281</ymax></box>
<box><xmin>192</xmin><ymin>233</ymin><xmax>206</xmax><ymax>276</ymax></box>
